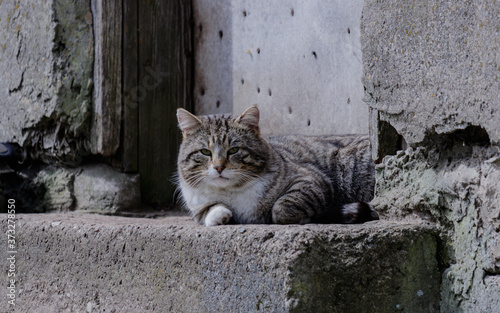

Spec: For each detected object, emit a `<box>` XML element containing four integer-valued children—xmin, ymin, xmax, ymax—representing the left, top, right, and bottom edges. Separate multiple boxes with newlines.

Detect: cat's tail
<box><xmin>341</xmin><ymin>202</ymin><xmax>379</xmax><ymax>224</ymax></box>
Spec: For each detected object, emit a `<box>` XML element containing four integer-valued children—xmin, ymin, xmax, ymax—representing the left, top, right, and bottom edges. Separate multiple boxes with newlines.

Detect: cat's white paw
<box><xmin>205</xmin><ymin>205</ymin><xmax>232</xmax><ymax>226</ymax></box>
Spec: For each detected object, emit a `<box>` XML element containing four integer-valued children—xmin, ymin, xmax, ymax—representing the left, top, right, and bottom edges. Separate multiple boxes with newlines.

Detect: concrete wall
<box><xmin>193</xmin><ymin>0</ymin><xmax>234</xmax><ymax>116</ymax></box>
<box><xmin>194</xmin><ymin>0</ymin><xmax>369</xmax><ymax>136</ymax></box>
<box><xmin>361</xmin><ymin>0</ymin><xmax>500</xmax><ymax>311</ymax></box>
<box><xmin>362</xmin><ymin>0</ymin><xmax>500</xmax><ymax>147</ymax></box>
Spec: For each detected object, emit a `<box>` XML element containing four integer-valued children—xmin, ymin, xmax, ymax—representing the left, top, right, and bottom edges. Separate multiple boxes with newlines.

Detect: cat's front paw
<box><xmin>205</xmin><ymin>205</ymin><xmax>232</xmax><ymax>226</ymax></box>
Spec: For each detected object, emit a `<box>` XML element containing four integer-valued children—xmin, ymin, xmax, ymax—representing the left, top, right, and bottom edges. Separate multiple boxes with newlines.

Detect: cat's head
<box><xmin>176</xmin><ymin>106</ymin><xmax>269</xmax><ymax>189</ymax></box>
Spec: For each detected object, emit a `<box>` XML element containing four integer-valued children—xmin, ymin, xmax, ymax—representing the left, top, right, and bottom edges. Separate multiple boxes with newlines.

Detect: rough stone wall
<box><xmin>361</xmin><ymin>0</ymin><xmax>500</xmax><ymax>311</ymax></box>
<box><xmin>0</xmin><ymin>0</ymin><xmax>93</xmax><ymax>164</ymax></box>
<box><xmin>0</xmin><ymin>1</ymin><xmax>146</xmax><ymax>213</ymax></box>
<box><xmin>373</xmin><ymin>143</ymin><xmax>500</xmax><ymax>312</ymax></box>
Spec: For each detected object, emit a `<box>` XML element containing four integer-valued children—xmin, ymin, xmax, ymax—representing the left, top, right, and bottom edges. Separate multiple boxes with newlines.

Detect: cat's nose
<box><xmin>214</xmin><ymin>165</ymin><xmax>225</xmax><ymax>174</ymax></box>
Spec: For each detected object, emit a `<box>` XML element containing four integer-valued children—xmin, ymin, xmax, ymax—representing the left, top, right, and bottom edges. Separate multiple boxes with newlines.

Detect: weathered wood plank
<box><xmin>91</xmin><ymin>0</ymin><xmax>123</xmax><ymax>157</ymax></box>
<box><xmin>112</xmin><ymin>0</ymin><xmax>139</xmax><ymax>172</ymax></box>
<box><xmin>138</xmin><ymin>0</ymin><xmax>193</xmax><ymax>206</ymax></box>
<box><xmin>121</xmin><ymin>0</ymin><xmax>139</xmax><ymax>172</ymax></box>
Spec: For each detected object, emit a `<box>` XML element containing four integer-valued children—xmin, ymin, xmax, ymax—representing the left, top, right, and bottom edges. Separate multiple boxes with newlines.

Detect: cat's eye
<box><xmin>227</xmin><ymin>147</ymin><xmax>239</xmax><ymax>155</ymax></box>
<box><xmin>200</xmin><ymin>149</ymin><xmax>212</xmax><ymax>156</ymax></box>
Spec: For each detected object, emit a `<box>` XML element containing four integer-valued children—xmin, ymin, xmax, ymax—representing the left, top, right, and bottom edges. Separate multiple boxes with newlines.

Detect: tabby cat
<box><xmin>176</xmin><ymin>106</ymin><xmax>379</xmax><ymax>226</ymax></box>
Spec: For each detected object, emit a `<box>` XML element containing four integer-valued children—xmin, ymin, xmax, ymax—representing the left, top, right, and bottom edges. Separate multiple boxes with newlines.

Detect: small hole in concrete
<box><xmin>347</xmin><ymin>27</ymin><xmax>350</xmax><ymax>34</ymax></box>
<box><xmin>257</xmin><ymin>48</ymin><xmax>260</xmax><ymax>54</ymax></box>
<box><xmin>199</xmin><ymin>24</ymin><xmax>203</xmax><ymax>32</ymax></box>
<box><xmin>219</xmin><ymin>30</ymin><xmax>223</xmax><ymax>38</ymax></box>
<box><xmin>241</xmin><ymin>79</ymin><xmax>245</xmax><ymax>85</ymax></box>
<box><xmin>243</xmin><ymin>10</ymin><xmax>247</xmax><ymax>17</ymax></box>
<box><xmin>445</xmin><ymin>125</ymin><xmax>490</xmax><ymax>147</ymax></box>
<box><xmin>268</xmin><ymin>89</ymin><xmax>272</xmax><ymax>96</ymax></box>
<box><xmin>288</xmin><ymin>107</ymin><xmax>293</xmax><ymax>114</ymax></box>
<box><xmin>200</xmin><ymin>88</ymin><xmax>205</xmax><ymax>96</ymax></box>
<box><xmin>291</xmin><ymin>8</ymin><xmax>294</xmax><ymax>16</ymax></box>
<box><xmin>307</xmin><ymin>119</ymin><xmax>311</xmax><ymax>126</ymax></box>
<box><xmin>312</xmin><ymin>51</ymin><xmax>317</xmax><ymax>59</ymax></box>
<box><xmin>216</xmin><ymin>101</ymin><xmax>220</xmax><ymax>108</ymax></box>
<box><xmin>347</xmin><ymin>98</ymin><xmax>351</xmax><ymax>104</ymax></box>
<box><xmin>376</xmin><ymin>120</ymin><xmax>406</xmax><ymax>163</ymax></box>
<box><xmin>257</xmin><ymin>87</ymin><xmax>261</xmax><ymax>93</ymax></box>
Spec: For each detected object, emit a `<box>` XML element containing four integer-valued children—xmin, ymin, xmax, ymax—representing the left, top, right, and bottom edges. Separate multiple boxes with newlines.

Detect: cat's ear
<box><xmin>177</xmin><ymin>108</ymin><xmax>202</xmax><ymax>135</ymax></box>
<box><xmin>236</xmin><ymin>105</ymin><xmax>260</xmax><ymax>132</ymax></box>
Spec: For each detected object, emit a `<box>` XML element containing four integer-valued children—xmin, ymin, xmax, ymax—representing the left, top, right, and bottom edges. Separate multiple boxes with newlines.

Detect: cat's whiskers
<box><xmin>236</xmin><ymin>169</ymin><xmax>260</xmax><ymax>178</ymax></box>
<box><xmin>185</xmin><ymin>170</ymin><xmax>208</xmax><ymax>187</ymax></box>
<box><xmin>233</xmin><ymin>169</ymin><xmax>261</xmax><ymax>186</ymax></box>
<box><xmin>188</xmin><ymin>175</ymin><xmax>205</xmax><ymax>186</ymax></box>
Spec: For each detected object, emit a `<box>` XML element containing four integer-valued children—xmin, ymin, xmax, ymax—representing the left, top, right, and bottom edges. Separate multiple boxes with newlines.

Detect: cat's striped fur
<box><xmin>176</xmin><ymin>106</ymin><xmax>379</xmax><ymax>226</ymax></box>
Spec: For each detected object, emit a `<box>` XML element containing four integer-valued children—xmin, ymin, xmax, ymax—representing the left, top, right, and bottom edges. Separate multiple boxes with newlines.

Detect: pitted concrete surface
<box><xmin>194</xmin><ymin>0</ymin><xmax>369</xmax><ymax>137</ymax></box>
<box><xmin>1</xmin><ymin>214</ymin><xmax>440</xmax><ymax>312</ymax></box>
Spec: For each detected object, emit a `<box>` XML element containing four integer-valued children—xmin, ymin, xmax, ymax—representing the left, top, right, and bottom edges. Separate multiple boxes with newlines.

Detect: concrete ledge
<box><xmin>1</xmin><ymin>214</ymin><xmax>440</xmax><ymax>312</ymax></box>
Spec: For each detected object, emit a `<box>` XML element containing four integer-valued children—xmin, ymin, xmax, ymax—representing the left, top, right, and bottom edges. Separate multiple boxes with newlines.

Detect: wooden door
<box><xmin>95</xmin><ymin>0</ymin><xmax>193</xmax><ymax>208</ymax></box>
<box><xmin>135</xmin><ymin>0</ymin><xmax>194</xmax><ymax>207</ymax></box>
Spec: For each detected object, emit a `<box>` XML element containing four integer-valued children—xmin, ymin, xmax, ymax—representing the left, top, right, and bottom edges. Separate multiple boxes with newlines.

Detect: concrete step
<box><xmin>1</xmin><ymin>214</ymin><xmax>440</xmax><ymax>313</ymax></box>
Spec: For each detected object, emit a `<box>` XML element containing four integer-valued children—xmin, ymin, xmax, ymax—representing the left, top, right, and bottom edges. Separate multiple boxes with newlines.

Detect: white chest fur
<box><xmin>180</xmin><ymin>177</ymin><xmax>268</xmax><ymax>223</ymax></box>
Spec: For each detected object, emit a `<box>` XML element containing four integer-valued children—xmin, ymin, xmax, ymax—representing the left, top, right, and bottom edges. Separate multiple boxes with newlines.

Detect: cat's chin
<box><xmin>208</xmin><ymin>176</ymin><xmax>234</xmax><ymax>188</ymax></box>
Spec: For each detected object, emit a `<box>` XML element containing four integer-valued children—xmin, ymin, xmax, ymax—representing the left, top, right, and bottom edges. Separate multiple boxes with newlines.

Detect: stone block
<box><xmin>1</xmin><ymin>214</ymin><xmax>440</xmax><ymax>313</ymax></box>
<box><xmin>72</xmin><ymin>164</ymin><xmax>140</xmax><ymax>213</ymax></box>
<box><xmin>34</xmin><ymin>166</ymin><xmax>75</xmax><ymax>211</ymax></box>
<box><xmin>33</xmin><ymin>164</ymin><xmax>140</xmax><ymax>213</ymax></box>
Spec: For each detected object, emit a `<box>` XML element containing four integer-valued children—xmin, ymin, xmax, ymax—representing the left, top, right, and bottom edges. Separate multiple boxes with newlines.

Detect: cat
<box><xmin>176</xmin><ymin>105</ymin><xmax>379</xmax><ymax>226</ymax></box>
